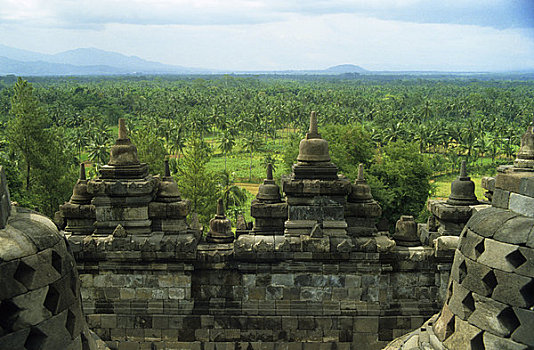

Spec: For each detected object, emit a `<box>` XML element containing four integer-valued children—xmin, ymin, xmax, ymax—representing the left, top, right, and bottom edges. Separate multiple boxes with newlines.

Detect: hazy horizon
<box><xmin>1</xmin><ymin>0</ymin><xmax>533</xmax><ymax>72</ymax></box>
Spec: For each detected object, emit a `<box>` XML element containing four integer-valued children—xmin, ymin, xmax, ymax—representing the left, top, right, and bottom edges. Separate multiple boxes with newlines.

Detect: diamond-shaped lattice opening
<box><xmin>14</xmin><ymin>261</ymin><xmax>35</xmax><ymax>287</ymax></box>
<box><xmin>0</xmin><ymin>300</ymin><xmax>20</xmax><ymax>331</ymax></box>
<box><xmin>462</xmin><ymin>292</ymin><xmax>475</xmax><ymax>316</ymax></box>
<box><xmin>506</xmin><ymin>250</ymin><xmax>527</xmax><ymax>269</ymax></box>
<box><xmin>24</xmin><ymin>327</ymin><xmax>47</xmax><ymax>350</ymax></box>
<box><xmin>497</xmin><ymin>307</ymin><xmax>521</xmax><ymax>335</ymax></box>
<box><xmin>520</xmin><ymin>279</ymin><xmax>534</xmax><ymax>308</ymax></box>
<box><xmin>51</xmin><ymin>251</ymin><xmax>62</xmax><ymax>275</ymax></box>
<box><xmin>443</xmin><ymin>315</ymin><xmax>455</xmax><ymax>341</ymax></box>
<box><xmin>474</xmin><ymin>240</ymin><xmax>485</xmax><ymax>258</ymax></box>
<box><xmin>43</xmin><ymin>285</ymin><xmax>60</xmax><ymax>315</ymax></box>
<box><xmin>65</xmin><ymin>309</ymin><xmax>76</xmax><ymax>338</ymax></box>
<box><xmin>458</xmin><ymin>260</ymin><xmax>468</xmax><ymax>284</ymax></box>
<box><xmin>482</xmin><ymin>270</ymin><xmax>498</xmax><ymax>295</ymax></box>
<box><xmin>470</xmin><ymin>332</ymin><xmax>485</xmax><ymax>350</ymax></box>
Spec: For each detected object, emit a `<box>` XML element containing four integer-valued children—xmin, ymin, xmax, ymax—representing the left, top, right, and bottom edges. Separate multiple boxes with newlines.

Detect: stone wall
<box><xmin>72</xmin><ymin>239</ymin><xmax>452</xmax><ymax>350</ymax></box>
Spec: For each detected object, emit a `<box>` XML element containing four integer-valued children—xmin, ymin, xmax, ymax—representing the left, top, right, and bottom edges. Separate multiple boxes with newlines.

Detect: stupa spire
<box><xmin>357</xmin><ymin>163</ymin><xmax>364</xmax><ymax>181</ymax></box>
<box><xmin>217</xmin><ymin>198</ymin><xmax>225</xmax><ymax>216</ymax></box>
<box><xmin>266</xmin><ymin>163</ymin><xmax>273</xmax><ymax>180</ymax></box>
<box><xmin>307</xmin><ymin>111</ymin><xmax>319</xmax><ymax>138</ymax></box>
<box><xmin>164</xmin><ymin>159</ymin><xmax>171</xmax><ymax>177</ymax></box>
<box><xmin>459</xmin><ymin>160</ymin><xmax>467</xmax><ymax>178</ymax></box>
<box><xmin>118</xmin><ymin>118</ymin><xmax>128</xmax><ymax>140</ymax></box>
<box><xmin>79</xmin><ymin>163</ymin><xmax>86</xmax><ymax>180</ymax></box>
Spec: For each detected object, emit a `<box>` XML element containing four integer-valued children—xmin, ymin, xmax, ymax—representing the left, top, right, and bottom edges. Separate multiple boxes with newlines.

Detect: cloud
<box><xmin>0</xmin><ymin>1</ymin><xmax>532</xmax><ymax>71</ymax></box>
<box><xmin>0</xmin><ymin>0</ymin><xmax>532</xmax><ymax>29</ymax></box>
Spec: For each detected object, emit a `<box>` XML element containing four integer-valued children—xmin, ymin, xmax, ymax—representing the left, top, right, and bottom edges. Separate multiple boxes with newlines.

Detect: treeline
<box><xmin>0</xmin><ymin>74</ymin><xmax>532</xmax><ymax>224</ymax></box>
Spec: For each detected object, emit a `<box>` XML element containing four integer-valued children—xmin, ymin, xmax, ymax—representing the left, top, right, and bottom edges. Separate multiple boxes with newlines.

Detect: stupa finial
<box><xmin>266</xmin><ymin>163</ymin><xmax>273</xmax><ymax>180</ymax></box>
<box><xmin>309</xmin><ymin>111</ymin><xmax>318</xmax><ymax>136</ymax></box>
<box><xmin>118</xmin><ymin>118</ymin><xmax>128</xmax><ymax>140</ymax></box>
<box><xmin>460</xmin><ymin>160</ymin><xmax>467</xmax><ymax>178</ymax></box>
<box><xmin>79</xmin><ymin>163</ymin><xmax>86</xmax><ymax>180</ymax></box>
<box><xmin>357</xmin><ymin>163</ymin><xmax>364</xmax><ymax>181</ymax></box>
<box><xmin>164</xmin><ymin>159</ymin><xmax>170</xmax><ymax>177</ymax></box>
<box><xmin>217</xmin><ymin>198</ymin><xmax>225</xmax><ymax>216</ymax></box>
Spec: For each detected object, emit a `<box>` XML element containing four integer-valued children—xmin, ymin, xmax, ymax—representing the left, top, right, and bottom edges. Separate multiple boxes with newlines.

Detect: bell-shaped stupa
<box><xmin>345</xmin><ymin>164</ymin><xmax>382</xmax><ymax>237</ymax></box>
<box><xmin>447</xmin><ymin>161</ymin><xmax>479</xmax><ymax>206</ymax></box>
<box><xmin>250</xmin><ymin>163</ymin><xmax>286</xmax><ymax>235</ymax></box>
<box><xmin>206</xmin><ymin>199</ymin><xmax>234</xmax><ymax>244</ymax></box>
<box><xmin>292</xmin><ymin>111</ymin><xmax>338</xmax><ymax>180</ymax></box>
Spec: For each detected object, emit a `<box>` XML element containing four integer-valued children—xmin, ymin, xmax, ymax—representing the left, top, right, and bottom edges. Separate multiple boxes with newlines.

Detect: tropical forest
<box><xmin>1</xmin><ymin>74</ymin><xmax>533</xmax><ymax>229</ymax></box>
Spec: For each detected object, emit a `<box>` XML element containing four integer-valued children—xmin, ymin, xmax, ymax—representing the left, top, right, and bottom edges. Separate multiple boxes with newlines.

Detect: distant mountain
<box><xmin>0</xmin><ymin>56</ymin><xmax>135</xmax><ymax>76</ymax></box>
<box><xmin>325</xmin><ymin>64</ymin><xmax>368</xmax><ymax>74</ymax></box>
<box><xmin>0</xmin><ymin>45</ymin><xmax>206</xmax><ymax>75</ymax></box>
<box><xmin>0</xmin><ymin>44</ymin><xmax>374</xmax><ymax>76</ymax></box>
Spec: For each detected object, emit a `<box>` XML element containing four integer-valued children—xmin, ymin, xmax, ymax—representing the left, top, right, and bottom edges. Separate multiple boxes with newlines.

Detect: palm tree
<box><xmin>217</xmin><ymin>170</ymin><xmax>248</xmax><ymax>217</ymax></box>
<box><xmin>241</xmin><ymin>135</ymin><xmax>263</xmax><ymax>182</ymax></box>
<box><xmin>218</xmin><ymin>131</ymin><xmax>236</xmax><ymax>171</ymax></box>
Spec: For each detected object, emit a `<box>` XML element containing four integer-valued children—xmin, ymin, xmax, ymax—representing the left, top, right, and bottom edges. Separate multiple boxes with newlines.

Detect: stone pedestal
<box><xmin>393</xmin><ymin>215</ymin><xmax>420</xmax><ymax>247</ymax></box>
<box><xmin>282</xmin><ymin>112</ymin><xmax>352</xmax><ymax>252</ymax></box>
<box><xmin>251</xmin><ymin>164</ymin><xmax>287</xmax><ymax>235</ymax></box>
<box><xmin>422</xmin><ymin>161</ymin><xmax>480</xmax><ymax>245</ymax></box>
<box><xmin>206</xmin><ymin>199</ymin><xmax>234</xmax><ymax>244</ymax></box>
<box><xmin>88</xmin><ymin>119</ymin><xmax>155</xmax><ymax>236</ymax></box>
<box><xmin>149</xmin><ymin>160</ymin><xmax>190</xmax><ymax>235</ymax></box>
<box><xmin>60</xmin><ymin>163</ymin><xmax>95</xmax><ymax>235</ymax></box>
<box><xmin>345</xmin><ymin>164</ymin><xmax>382</xmax><ymax>237</ymax></box>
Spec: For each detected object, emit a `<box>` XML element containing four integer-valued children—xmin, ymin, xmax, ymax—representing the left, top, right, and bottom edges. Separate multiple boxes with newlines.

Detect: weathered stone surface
<box><xmin>495</xmin><ymin>171</ymin><xmax>533</xmax><ymax>193</ymax></box>
<box><xmin>11</xmin><ymin>285</ymin><xmax>52</xmax><ymax>329</ymax></box>
<box><xmin>477</xmin><ymin>238</ymin><xmax>522</xmax><ymax>273</ymax></box>
<box><xmin>149</xmin><ymin>201</ymin><xmax>190</xmax><ymax>219</ymax></box>
<box><xmin>492</xmin><ymin>188</ymin><xmax>511</xmax><ymax>209</ymax></box>
<box><xmin>455</xmin><ymin>254</ymin><xmax>496</xmax><ymax>297</ymax></box>
<box><xmin>283</xmin><ymin>180</ymin><xmax>351</xmax><ymax>197</ymax></box>
<box><xmin>468</xmin><ymin>292</ymin><xmax>519</xmax><ymax>337</ymax></box>
<box><xmin>492</xmin><ymin>269</ymin><xmax>534</xmax><ymax>308</ymax></box>
<box><xmin>432</xmin><ymin>304</ymin><xmax>454</xmax><ymax>342</ymax></box>
<box><xmin>0</xmin><ymin>225</ymin><xmax>38</xmax><ymax>262</ymax></box>
<box><xmin>442</xmin><ymin>316</ymin><xmax>482</xmax><ymax>350</ymax></box>
<box><xmin>374</xmin><ymin>236</ymin><xmax>396</xmax><ymax>252</ymax></box>
<box><xmin>434</xmin><ymin>236</ymin><xmax>459</xmax><ymax>258</ymax></box>
<box><xmin>511</xmin><ymin>307</ymin><xmax>534</xmax><ymax>346</ymax></box>
<box><xmin>344</xmin><ymin>202</ymin><xmax>381</xmax><ymax>218</ymax></box>
<box><xmin>430</xmin><ymin>202</ymin><xmax>473</xmax><ymax>223</ymax></box>
<box><xmin>459</xmin><ymin>229</ymin><xmax>485</xmax><ymax>261</ymax></box>
<box><xmin>483</xmin><ymin>331</ymin><xmax>528</xmax><ymax>350</ymax></box>
<box><xmin>509</xmin><ymin>192</ymin><xmax>534</xmax><ymax>218</ymax></box>
<box><xmin>250</xmin><ymin>202</ymin><xmax>287</xmax><ymax>218</ymax></box>
<box><xmin>467</xmin><ymin>207</ymin><xmax>519</xmax><ymax>238</ymax></box>
<box><xmin>515</xmin><ymin>247</ymin><xmax>534</xmax><ymax>278</ymax></box>
<box><xmin>447</xmin><ymin>280</ymin><xmax>475</xmax><ymax>321</ymax></box>
<box><xmin>519</xmin><ymin>176</ymin><xmax>534</xmax><ymax>198</ymax></box>
<box><xmin>393</xmin><ymin>216</ymin><xmax>419</xmax><ymax>246</ymax></box>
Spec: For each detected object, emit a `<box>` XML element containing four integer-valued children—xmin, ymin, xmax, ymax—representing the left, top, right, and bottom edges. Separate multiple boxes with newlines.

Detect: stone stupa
<box><xmin>421</xmin><ymin>161</ymin><xmax>484</xmax><ymax>245</ymax></box>
<box><xmin>385</xmin><ymin>126</ymin><xmax>534</xmax><ymax>350</ymax></box>
<box><xmin>250</xmin><ymin>163</ymin><xmax>287</xmax><ymax>236</ymax></box>
<box><xmin>344</xmin><ymin>164</ymin><xmax>382</xmax><ymax>237</ymax></box>
<box><xmin>206</xmin><ymin>198</ymin><xmax>234</xmax><ymax>244</ymax></box>
<box><xmin>283</xmin><ymin>111</ymin><xmax>353</xmax><ymax>252</ymax></box>
<box><xmin>88</xmin><ymin>119</ymin><xmax>156</xmax><ymax>235</ymax></box>
<box><xmin>0</xmin><ymin>166</ymin><xmax>108</xmax><ymax>350</ymax></box>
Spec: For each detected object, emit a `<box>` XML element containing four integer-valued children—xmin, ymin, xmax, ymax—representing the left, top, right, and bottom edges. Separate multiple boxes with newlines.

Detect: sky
<box><xmin>0</xmin><ymin>0</ymin><xmax>533</xmax><ymax>71</ymax></box>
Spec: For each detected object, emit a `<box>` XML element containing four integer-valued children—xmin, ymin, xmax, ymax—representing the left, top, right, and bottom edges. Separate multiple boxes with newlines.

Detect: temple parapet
<box><xmin>59</xmin><ymin>113</ymin><xmax>463</xmax><ymax>349</ymax></box>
